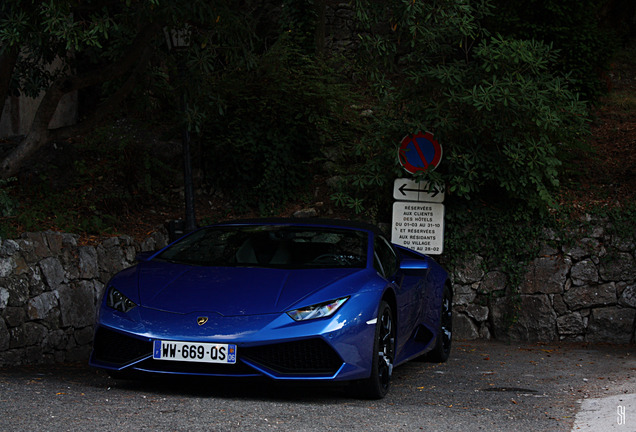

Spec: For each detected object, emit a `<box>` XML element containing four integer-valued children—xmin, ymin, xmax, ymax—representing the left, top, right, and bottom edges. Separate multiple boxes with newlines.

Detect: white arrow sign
<box><xmin>393</xmin><ymin>178</ymin><xmax>445</xmax><ymax>203</ymax></box>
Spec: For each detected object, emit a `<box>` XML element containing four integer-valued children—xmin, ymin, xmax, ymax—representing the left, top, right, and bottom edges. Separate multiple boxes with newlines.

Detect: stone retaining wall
<box><xmin>452</xmin><ymin>220</ymin><xmax>636</xmax><ymax>343</ymax></box>
<box><xmin>324</xmin><ymin>1</ymin><xmax>357</xmax><ymax>52</ymax></box>
<box><xmin>0</xmin><ymin>230</ymin><xmax>168</xmax><ymax>367</ymax></box>
<box><xmin>0</xmin><ymin>217</ymin><xmax>634</xmax><ymax>367</ymax></box>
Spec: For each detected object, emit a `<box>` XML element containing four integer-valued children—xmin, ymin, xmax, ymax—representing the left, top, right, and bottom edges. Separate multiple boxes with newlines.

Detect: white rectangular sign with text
<box><xmin>391</xmin><ymin>201</ymin><xmax>445</xmax><ymax>254</ymax></box>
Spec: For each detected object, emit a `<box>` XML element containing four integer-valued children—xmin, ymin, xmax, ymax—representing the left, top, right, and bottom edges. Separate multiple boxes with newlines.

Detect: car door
<box><xmin>373</xmin><ymin>235</ymin><xmax>419</xmax><ymax>355</ymax></box>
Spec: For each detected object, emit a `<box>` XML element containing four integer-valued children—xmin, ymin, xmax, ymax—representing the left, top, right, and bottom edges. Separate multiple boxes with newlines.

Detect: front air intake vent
<box><xmin>242</xmin><ymin>338</ymin><xmax>343</xmax><ymax>375</ymax></box>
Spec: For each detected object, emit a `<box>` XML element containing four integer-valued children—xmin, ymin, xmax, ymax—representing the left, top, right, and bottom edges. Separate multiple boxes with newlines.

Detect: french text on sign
<box><xmin>391</xmin><ymin>201</ymin><xmax>445</xmax><ymax>254</ymax></box>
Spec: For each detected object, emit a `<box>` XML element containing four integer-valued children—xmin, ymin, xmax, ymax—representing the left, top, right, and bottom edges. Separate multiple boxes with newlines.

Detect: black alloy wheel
<box><xmin>355</xmin><ymin>300</ymin><xmax>396</xmax><ymax>399</ymax></box>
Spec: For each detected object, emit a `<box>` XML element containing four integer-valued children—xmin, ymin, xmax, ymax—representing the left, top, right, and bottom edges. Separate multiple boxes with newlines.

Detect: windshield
<box><xmin>155</xmin><ymin>225</ymin><xmax>368</xmax><ymax>269</ymax></box>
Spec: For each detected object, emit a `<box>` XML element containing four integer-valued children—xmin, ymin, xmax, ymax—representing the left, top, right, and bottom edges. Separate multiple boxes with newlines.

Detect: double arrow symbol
<box><xmin>398</xmin><ymin>183</ymin><xmax>443</xmax><ymax>198</ymax></box>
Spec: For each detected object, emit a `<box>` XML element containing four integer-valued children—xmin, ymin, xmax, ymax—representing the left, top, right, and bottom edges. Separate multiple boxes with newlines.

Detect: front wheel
<box><xmin>353</xmin><ymin>300</ymin><xmax>396</xmax><ymax>399</ymax></box>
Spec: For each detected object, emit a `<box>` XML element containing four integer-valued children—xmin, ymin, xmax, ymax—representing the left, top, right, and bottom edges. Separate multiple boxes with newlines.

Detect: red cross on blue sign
<box><xmin>398</xmin><ymin>131</ymin><xmax>442</xmax><ymax>174</ymax></box>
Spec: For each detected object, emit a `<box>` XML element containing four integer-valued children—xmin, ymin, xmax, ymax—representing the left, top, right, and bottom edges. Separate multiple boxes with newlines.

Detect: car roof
<box><xmin>212</xmin><ymin>217</ymin><xmax>385</xmax><ymax>236</ymax></box>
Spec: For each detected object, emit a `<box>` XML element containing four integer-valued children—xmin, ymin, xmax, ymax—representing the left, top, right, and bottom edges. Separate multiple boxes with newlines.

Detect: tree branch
<box><xmin>1</xmin><ymin>21</ymin><xmax>163</xmax><ymax>178</ymax></box>
<box><xmin>49</xmin><ymin>40</ymin><xmax>155</xmax><ymax>141</ymax></box>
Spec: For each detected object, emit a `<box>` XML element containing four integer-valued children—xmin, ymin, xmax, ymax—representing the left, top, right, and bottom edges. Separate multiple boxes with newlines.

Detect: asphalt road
<box><xmin>1</xmin><ymin>340</ymin><xmax>635</xmax><ymax>432</ymax></box>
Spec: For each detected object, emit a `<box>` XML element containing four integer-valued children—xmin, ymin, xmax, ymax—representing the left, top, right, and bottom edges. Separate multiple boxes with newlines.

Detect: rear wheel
<box><xmin>424</xmin><ymin>285</ymin><xmax>452</xmax><ymax>363</ymax></box>
<box><xmin>354</xmin><ymin>301</ymin><xmax>396</xmax><ymax>399</ymax></box>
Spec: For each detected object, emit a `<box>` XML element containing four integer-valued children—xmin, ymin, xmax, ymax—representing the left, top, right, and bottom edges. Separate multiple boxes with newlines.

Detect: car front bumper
<box><xmin>89</xmin><ymin>292</ymin><xmax>380</xmax><ymax>382</ymax></box>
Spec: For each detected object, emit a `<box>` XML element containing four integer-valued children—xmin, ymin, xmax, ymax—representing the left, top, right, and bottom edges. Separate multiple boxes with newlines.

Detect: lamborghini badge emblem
<box><xmin>197</xmin><ymin>316</ymin><xmax>208</xmax><ymax>326</ymax></box>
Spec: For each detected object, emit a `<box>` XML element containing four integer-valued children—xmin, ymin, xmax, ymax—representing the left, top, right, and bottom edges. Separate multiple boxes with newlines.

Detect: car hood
<box><xmin>136</xmin><ymin>262</ymin><xmax>365</xmax><ymax>316</ymax></box>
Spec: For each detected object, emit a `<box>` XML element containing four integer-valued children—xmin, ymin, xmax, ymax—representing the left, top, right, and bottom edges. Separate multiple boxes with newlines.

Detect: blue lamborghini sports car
<box><xmin>90</xmin><ymin>219</ymin><xmax>452</xmax><ymax>398</ymax></box>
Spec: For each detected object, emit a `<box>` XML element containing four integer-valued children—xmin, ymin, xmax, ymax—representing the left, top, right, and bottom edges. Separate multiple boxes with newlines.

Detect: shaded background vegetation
<box><xmin>0</xmin><ymin>0</ymin><xmax>634</xmax><ymax>271</ymax></box>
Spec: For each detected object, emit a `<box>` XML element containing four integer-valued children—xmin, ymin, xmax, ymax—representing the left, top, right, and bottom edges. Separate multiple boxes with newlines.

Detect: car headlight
<box><xmin>287</xmin><ymin>297</ymin><xmax>348</xmax><ymax>321</ymax></box>
<box><xmin>106</xmin><ymin>287</ymin><xmax>137</xmax><ymax>313</ymax></box>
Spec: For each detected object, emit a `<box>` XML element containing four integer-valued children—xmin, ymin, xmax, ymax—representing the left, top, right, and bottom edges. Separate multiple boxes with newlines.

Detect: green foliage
<box><xmin>333</xmin><ymin>0</ymin><xmax>590</xmax><ymax>215</ymax></box>
<box><xmin>440</xmin><ymin>198</ymin><xmax>635</xmax><ymax>329</ymax></box>
<box><xmin>328</xmin><ymin>100</ymin><xmax>406</xmax><ymax>221</ymax></box>
<box><xmin>443</xmin><ymin>35</ymin><xmax>589</xmax><ymax>207</ymax></box>
<box><xmin>3</xmin><ymin>122</ymin><xmax>177</xmax><ymax>235</ymax></box>
<box><xmin>199</xmin><ymin>34</ymin><xmax>354</xmax><ymax>213</ymax></box>
<box><xmin>442</xmin><ymin>200</ymin><xmax>545</xmax><ymax>286</ymax></box>
<box><xmin>488</xmin><ymin>0</ymin><xmax>619</xmax><ymax>100</ymax></box>
<box><xmin>558</xmin><ymin>201</ymin><xmax>636</xmax><ymax>246</ymax></box>
<box><xmin>0</xmin><ymin>0</ymin><xmax>259</xmax><ymax>120</ymax></box>
<box><xmin>10</xmin><ymin>179</ymin><xmax>118</xmax><ymax>236</ymax></box>
<box><xmin>440</xmin><ymin>198</ymin><xmax>552</xmax><ymax>332</ymax></box>
<box><xmin>83</xmin><ymin>122</ymin><xmax>177</xmax><ymax>200</ymax></box>
<box><xmin>0</xmin><ymin>177</ymin><xmax>17</xmax><ymax>217</ymax></box>
<box><xmin>0</xmin><ymin>0</ymin><xmax>625</xmax><ymax>240</ymax></box>
<box><xmin>0</xmin><ymin>177</ymin><xmax>18</xmax><ymax>238</ymax></box>
<box><xmin>280</xmin><ymin>0</ymin><xmax>319</xmax><ymax>54</ymax></box>
<box><xmin>607</xmin><ymin>203</ymin><xmax>636</xmax><ymax>244</ymax></box>
<box><xmin>1</xmin><ymin>0</ymin><xmax>155</xmax><ymax>97</ymax></box>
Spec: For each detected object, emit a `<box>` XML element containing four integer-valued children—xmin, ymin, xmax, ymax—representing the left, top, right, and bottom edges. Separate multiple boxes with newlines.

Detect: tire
<box><xmin>424</xmin><ymin>285</ymin><xmax>452</xmax><ymax>363</ymax></box>
<box><xmin>353</xmin><ymin>300</ymin><xmax>396</xmax><ymax>399</ymax></box>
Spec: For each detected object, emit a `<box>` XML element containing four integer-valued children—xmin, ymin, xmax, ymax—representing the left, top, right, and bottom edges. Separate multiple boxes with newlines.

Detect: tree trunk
<box><xmin>0</xmin><ymin>73</ymin><xmax>64</xmax><ymax>177</ymax></box>
<box><xmin>0</xmin><ymin>22</ymin><xmax>162</xmax><ymax>178</ymax></box>
<box><xmin>0</xmin><ymin>46</ymin><xmax>19</xmax><ymax>120</ymax></box>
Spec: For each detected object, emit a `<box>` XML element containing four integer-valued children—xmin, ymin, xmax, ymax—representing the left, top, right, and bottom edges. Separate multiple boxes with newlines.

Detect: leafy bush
<box><xmin>0</xmin><ymin>177</ymin><xmax>18</xmax><ymax>238</ymax></box>
<box><xmin>488</xmin><ymin>0</ymin><xmax>619</xmax><ymax>100</ymax></box>
<box><xmin>2</xmin><ymin>122</ymin><xmax>177</xmax><ymax>236</ymax></box>
<box><xmin>0</xmin><ymin>177</ymin><xmax>17</xmax><ymax>217</ymax></box>
<box><xmin>333</xmin><ymin>0</ymin><xmax>589</xmax><ymax>218</ymax></box>
<box><xmin>442</xmin><ymin>198</ymin><xmax>546</xmax><ymax>283</ymax></box>
<box><xmin>199</xmin><ymin>35</ymin><xmax>354</xmax><ymax>213</ymax></box>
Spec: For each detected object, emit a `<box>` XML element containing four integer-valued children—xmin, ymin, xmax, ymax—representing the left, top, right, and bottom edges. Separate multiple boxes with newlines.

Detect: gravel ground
<box><xmin>0</xmin><ymin>340</ymin><xmax>634</xmax><ymax>432</ymax></box>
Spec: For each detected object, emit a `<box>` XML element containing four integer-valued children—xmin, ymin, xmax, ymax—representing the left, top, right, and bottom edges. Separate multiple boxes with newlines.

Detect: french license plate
<box><xmin>153</xmin><ymin>340</ymin><xmax>237</xmax><ymax>364</ymax></box>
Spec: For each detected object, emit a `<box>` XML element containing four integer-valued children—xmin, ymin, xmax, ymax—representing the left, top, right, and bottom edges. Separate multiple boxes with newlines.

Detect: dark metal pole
<box><xmin>179</xmin><ymin>63</ymin><xmax>196</xmax><ymax>232</ymax></box>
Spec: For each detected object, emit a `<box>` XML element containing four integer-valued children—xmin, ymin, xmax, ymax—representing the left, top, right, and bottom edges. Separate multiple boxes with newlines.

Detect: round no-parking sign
<box><xmin>398</xmin><ymin>131</ymin><xmax>442</xmax><ymax>174</ymax></box>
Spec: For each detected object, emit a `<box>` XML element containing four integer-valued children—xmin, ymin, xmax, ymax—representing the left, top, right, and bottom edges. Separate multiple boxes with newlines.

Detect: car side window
<box><xmin>374</xmin><ymin>235</ymin><xmax>398</xmax><ymax>279</ymax></box>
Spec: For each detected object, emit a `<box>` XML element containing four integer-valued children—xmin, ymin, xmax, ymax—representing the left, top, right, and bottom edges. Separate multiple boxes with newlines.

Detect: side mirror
<box><xmin>399</xmin><ymin>258</ymin><xmax>430</xmax><ymax>272</ymax></box>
